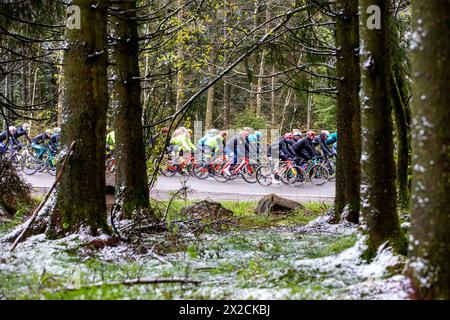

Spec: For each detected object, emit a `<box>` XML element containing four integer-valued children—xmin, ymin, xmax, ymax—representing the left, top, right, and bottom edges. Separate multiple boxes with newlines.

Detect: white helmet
<box><xmin>8</xmin><ymin>126</ymin><xmax>16</xmax><ymax>133</ymax></box>
<box><xmin>53</xmin><ymin>127</ymin><xmax>61</xmax><ymax>134</ymax></box>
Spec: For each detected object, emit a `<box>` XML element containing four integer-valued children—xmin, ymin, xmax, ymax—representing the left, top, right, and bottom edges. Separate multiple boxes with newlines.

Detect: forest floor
<box><xmin>0</xmin><ymin>201</ymin><xmax>412</xmax><ymax>300</ymax></box>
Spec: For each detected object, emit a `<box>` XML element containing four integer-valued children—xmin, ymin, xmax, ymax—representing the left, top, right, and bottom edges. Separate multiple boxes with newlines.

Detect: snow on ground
<box><xmin>293</xmin><ymin>217</ymin><xmax>413</xmax><ymax>300</ymax></box>
<box><xmin>0</xmin><ymin>215</ymin><xmax>414</xmax><ymax>300</ymax></box>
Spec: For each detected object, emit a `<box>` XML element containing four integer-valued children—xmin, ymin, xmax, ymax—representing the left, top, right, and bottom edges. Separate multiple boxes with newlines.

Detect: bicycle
<box><xmin>160</xmin><ymin>152</ymin><xmax>199</xmax><ymax>177</ymax></box>
<box><xmin>106</xmin><ymin>150</ymin><xmax>116</xmax><ymax>173</ymax></box>
<box><xmin>219</xmin><ymin>156</ymin><xmax>257</xmax><ymax>183</ymax></box>
<box><xmin>256</xmin><ymin>159</ymin><xmax>303</xmax><ymax>186</ymax></box>
<box><xmin>22</xmin><ymin>145</ymin><xmax>57</xmax><ymax>176</ymax></box>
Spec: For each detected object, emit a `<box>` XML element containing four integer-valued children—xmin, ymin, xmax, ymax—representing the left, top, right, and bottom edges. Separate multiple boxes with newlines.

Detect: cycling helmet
<box><xmin>45</xmin><ymin>129</ymin><xmax>53</xmax><ymax>135</ymax></box>
<box><xmin>255</xmin><ymin>130</ymin><xmax>262</xmax><ymax>138</ymax></box>
<box><xmin>306</xmin><ymin>130</ymin><xmax>316</xmax><ymax>139</ymax></box>
<box><xmin>173</xmin><ymin>128</ymin><xmax>184</xmax><ymax>136</ymax></box>
<box><xmin>207</xmin><ymin>128</ymin><xmax>219</xmax><ymax>135</ymax></box>
<box><xmin>284</xmin><ymin>132</ymin><xmax>294</xmax><ymax>140</ymax></box>
<box><xmin>53</xmin><ymin>127</ymin><xmax>61</xmax><ymax>134</ymax></box>
<box><xmin>8</xmin><ymin>126</ymin><xmax>16</xmax><ymax>133</ymax></box>
<box><xmin>293</xmin><ymin>131</ymin><xmax>302</xmax><ymax>137</ymax></box>
<box><xmin>320</xmin><ymin>130</ymin><xmax>330</xmax><ymax>138</ymax></box>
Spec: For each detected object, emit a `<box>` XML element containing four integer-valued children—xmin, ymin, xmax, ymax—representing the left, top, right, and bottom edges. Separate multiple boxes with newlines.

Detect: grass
<box><xmin>0</xmin><ymin>199</ymin><xmax>363</xmax><ymax>300</ymax></box>
<box><xmin>0</xmin><ymin>199</ymin><xmax>35</xmax><ymax>233</ymax></box>
<box><xmin>151</xmin><ymin>199</ymin><xmax>330</xmax><ymax>231</ymax></box>
<box><xmin>0</xmin><ymin>230</ymin><xmax>358</xmax><ymax>300</ymax></box>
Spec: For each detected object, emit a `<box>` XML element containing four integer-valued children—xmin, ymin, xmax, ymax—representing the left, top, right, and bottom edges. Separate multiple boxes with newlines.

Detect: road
<box><xmin>22</xmin><ymin>173</ymin><xmax>335</xmax><ymax>203</ymax></box>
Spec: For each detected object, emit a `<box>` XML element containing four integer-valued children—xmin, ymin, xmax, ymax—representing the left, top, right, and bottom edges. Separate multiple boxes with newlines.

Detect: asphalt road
<box><xmin>22</xmin><ymin>172</ymin><xmax>335</xmax><ymax>203</ymax></box>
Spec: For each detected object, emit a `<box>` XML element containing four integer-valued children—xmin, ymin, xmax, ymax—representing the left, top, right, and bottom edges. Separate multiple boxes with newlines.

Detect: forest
<box><xmin>0</xmin><ymin>0</ymin><xmax>448</xmax><ymax>301</ymax></box>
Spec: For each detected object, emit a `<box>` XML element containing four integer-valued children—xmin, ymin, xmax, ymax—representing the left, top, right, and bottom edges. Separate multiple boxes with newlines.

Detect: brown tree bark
<box><xmin>359</xmin><ymin>0</ymin><xmax>405</xmax><ymax>257</ymax></box>
<box><xmin>391</xmin><ymin>67</ymin><xmax>410</xmax><ymax>211</ymax></box>
<box><xmin>53</xmin><ymin>0</ymin><xmax>109</xmax><ymax>235</ymax></box>
<box><xmin>333</xmin><ymin>0</ymin><xmax>361</xmax><ymax>223</ymax></box>
<box><xmin>205</xmin><ymin>52</ymin><xmax>216</xmax><ymax>130</ymax></box>
<box><xmin>111</xmin><ymin>0</ymin><xmax>149</xmax><ymax>217</ymax></box>
<box><xmin>390</xmin><ymin>18</ymin><xmax>411</xmax><ymax>211</ymax></box>
<box><xmin>408</xmin><ymin>0</ymin><xmax>450</xmax><ymax>300</ymax></box>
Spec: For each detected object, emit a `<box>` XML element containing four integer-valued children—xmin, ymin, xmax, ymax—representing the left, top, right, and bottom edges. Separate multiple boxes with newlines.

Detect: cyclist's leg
<box><xmin>0</xmin><ymin>142</ymin><xmax>6</xmax><ymax>155</ymax></box>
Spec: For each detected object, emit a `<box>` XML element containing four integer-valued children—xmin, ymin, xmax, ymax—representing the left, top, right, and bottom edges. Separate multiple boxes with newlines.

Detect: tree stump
<box><xmin>180</xmin><ymin>200</ymin><xmax>233</xmax><ymax>219</ymax></box>
<box><xmin>254</xmin><ymin>194</ymin><xmax>304</xmax><ymax>215</ymax></box>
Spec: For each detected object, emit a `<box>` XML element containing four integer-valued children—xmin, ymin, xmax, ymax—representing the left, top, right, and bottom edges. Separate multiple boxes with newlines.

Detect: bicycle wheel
<box><xmin>309</xmin><ymin>164</ymin><xmax>329</xmax><ymax>185</ymax></box>
<box><xmin>7</xmin><ymin>150</ymin><xmax>21</xmax><ymax>167</ymax></box>
<box><xmin>212</xmin><ymin>162</ymin><xmax>229</xmax><ymax>183</ymax></box>
<box><xmin>324</xmin><ymin>160</ymin><xmax>336</xmax><ymax>180</ymax></box>
<box><xmin>256</xmin><ymin>165</ymin><xmax>273</xmax><ymax>186</ymax></box>
<box><xmin>285</xmin><ymin>166</ymin><xmax>305</xmax><ymax>187</ymax></box>
<box><xmin>241</xmin><ymin>164</ymin><xmax>257</xmax><ymax>184</ymax></box>
<box><xmin>192</xmin><ymin>163</ymin><xmax>209</xmax><ymax>179</ymax></box>
<box><xmin>159</xmin><ymin>159</ymin><xmax>177</xmax><ymax>177</ymax></box>
<box><xmin>21</xmin><ymin>155</ymin><xmax>39</xmax><ymax>175</ymax></box>
<box><xmin>46</xmin><ymin>161</ymin><xmax>57</xmax><ymax>176</ymax></box>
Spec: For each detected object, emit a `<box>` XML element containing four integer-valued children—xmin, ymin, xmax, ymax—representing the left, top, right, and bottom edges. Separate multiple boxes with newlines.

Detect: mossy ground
<box><xmin>0</xmin><ymin>199</ymin><xmax>407</xmax><ymax>300</ymax></box>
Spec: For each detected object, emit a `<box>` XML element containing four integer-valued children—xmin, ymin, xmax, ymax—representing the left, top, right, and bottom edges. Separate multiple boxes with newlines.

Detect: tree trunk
<box><xmin>223</xmin><ymin>80</ymin><xmax>230</xmax><ymax>127</ymax></box>
<box><xmin>255</xmin><ymin>50</ymin><xmax>265</xmax><ymax>116</ymax></box>
<box><xmin>175</xmin><ymin>0</ymin><xmax>184</xmax><ymax>112</ymax></box>
<box><xmin>111</xmin><ymin>0</ymin><xmax>150</xmax><ymax>217</ymax></box>
<box><xmin>391</xmin><ymin>67</ymin><xmax>410</xmax><ymax>211</ymax></box>
<box><xmin>57</xmin><ymin>64</ymin><xmax>64</xmax><ymax>128</ymax></box>
<box><xmin>205</xmin><ymin>52</ymin><xmax>216</xmax><ymax>130</ymax></box>
<box><xmin>408</xmin><ymin>0</ymin><xmax>450</xmax><ymax>300</ymax></box>
<box><xmin>53</xmin><ymin>0</ymin><xmax>109</xmax><ymax>235</ymax></box>
<box><xmin>333</xmin><ymin>0</ymin><xmax>361</xmax><ymax>223</ymax></box>
<box><xmin>359</xmin><ymin>0</ymin><xmax>405</xmax><ymax>257</ymax></box>
<box><xmin>306</xmin><ymin>93</ymin><xmax>312</xmax><ymax>129</ymax></box>
<box><xmin>21</xmin><ymin>51</ymin><xmax>30</xmax><ymax>108</ymax></box>
<box><xmin>270</xmin><ymin>65</ymin><xmax>276</xmax><ymax>126</ymax></box>
<box><xmin>221</xmin><ymin>2</ymin><xmax>230</xmax><ymax>128</ymax></box>
<box><xmin>390</xmin><ymin>16</ymin><xmax>411</xmax><ymax>212</ymax></box>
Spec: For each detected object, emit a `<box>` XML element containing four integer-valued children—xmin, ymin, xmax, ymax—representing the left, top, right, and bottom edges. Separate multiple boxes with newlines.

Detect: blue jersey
<box><xmin>325</xmin><ymin>132</ymin><xmax>337</xmax><ymax>145</ymax></box>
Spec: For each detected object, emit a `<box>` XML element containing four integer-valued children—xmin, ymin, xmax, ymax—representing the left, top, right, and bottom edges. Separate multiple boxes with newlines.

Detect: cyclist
<box><xmin>204</xmin><ymin>130</ymin><xmax>227</xmax><ymax>176</ymax></box>
<box><xmin>248</xmin><ymin>130</ymin><xmax>263</xmax><ymax>164</ymax></box>
<box><xmin>49</xmin><ymin>127</ymin><xmax>61</xmax><ymax>153</ymax></box>
<box><xmin>224</xmin><ymin>128</ymin><xmax>251</xmax><ymax>175</ymax></box>
<box><xmin>291</xmin><ymin>130</ymin><xmax>319</xmax><ymax>162</ymax></box>
<box><xmin>313</xmin><ymin>130</ymin><xmax>334</xmax><ymax>157</ymax></box>
<box><xmin>106</xmin><ymin>130</ymin><xmax>116</xmax><ymax>154</ymax></box>
<box><xmin>292</xmin><ymin>129</ymin><xmax>302</xmax><ymax>141</ymax></box>
<box><xmin>0</xmin><ymin>126</ymin><xmax>17</xmax><ymax>155</ymax></box>
<box><xmin>278</xmin><ymin>132</ymin><xmax>297</xmax><ymax>161</ymax></box>
<box><xmin>267</xmin><ymin>133</ymin><xmax>296</xmax><ymax>185</ymax></box>
<box><xmin>31</xmin><ymin>129</ymin><xmax>53</xmax><ymax>159</ymax></box>
<box><xmin>13</xmin><ymin>122</ymin><xmax>32</xmax><ymax>146</ymax></box>
<box><xmin>170</xmin><ymin>127</ymin><xmax>197</xmax><ymax>159</ymax></box>
<box><xmin>204</xmin><ymin>130</ymin><xmax>227</xmax><ymax>157</ymax></box>
<box><xmin>225</xmin><ymin>128</ymin><xmax>251</xmax><ymax>164</ymax></box>
<box><xmin>198</xmin><ymin>128</ymin><xmax>219</xmax><ymax>148</ymax></box>
<box><xmin>197</xmin><ymin>128</ymin><xmax>219</xmax><ymax>160</ymax></box>
<box><xmin>325</xmin><ymin>131</ymin><xmax>338</xmax><ymax>153</ymax></box>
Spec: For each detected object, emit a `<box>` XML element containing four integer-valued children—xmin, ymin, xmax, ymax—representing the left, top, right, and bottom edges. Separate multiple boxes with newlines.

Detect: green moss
<box><xmin>305</xmin><ymin>234</ymin><xmax>357</xmax><ymax>259</ymax></box>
